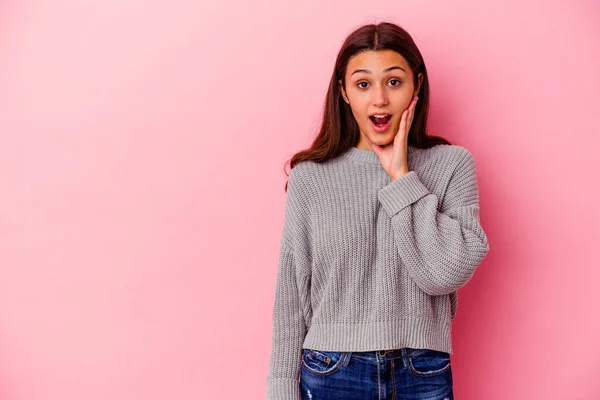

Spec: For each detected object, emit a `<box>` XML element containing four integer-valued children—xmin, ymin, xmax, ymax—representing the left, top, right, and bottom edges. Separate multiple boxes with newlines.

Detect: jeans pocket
<box><xmin>408</xmin><ymin>348</ymin><xmax>451</xmax><ymax>377</ymax></box>
<box><xmin>301</xmin><ymin>349</ymin><xmax>346</xmax><ymax>377</ymax></box>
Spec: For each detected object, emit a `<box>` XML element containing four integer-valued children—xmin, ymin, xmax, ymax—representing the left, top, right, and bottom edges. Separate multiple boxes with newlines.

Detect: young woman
<box><xmin>266</xmin><ymin>21</ymin><xmax>490</xmax><ymax>400</ymax></box>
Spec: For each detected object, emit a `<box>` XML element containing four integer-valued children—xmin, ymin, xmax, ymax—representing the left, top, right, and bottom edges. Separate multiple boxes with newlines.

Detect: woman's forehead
<box><xmin>346</xmin><ymin>50</ymin><xmax>410</xmax><ymax>76</ymax></box>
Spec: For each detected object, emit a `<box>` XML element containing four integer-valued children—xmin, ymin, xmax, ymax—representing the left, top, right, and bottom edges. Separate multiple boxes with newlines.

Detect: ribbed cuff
<box><xmin>266</xmin><ymin>378</ymin><xmax>301</xmax><ymax>400</ymax></box>
<box><xmin>378</xmin><ymin>171</ymin><xmax>430</xmax><ymax>216</ymax></box>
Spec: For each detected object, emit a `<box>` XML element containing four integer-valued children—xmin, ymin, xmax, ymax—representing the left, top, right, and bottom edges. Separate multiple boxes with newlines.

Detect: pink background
<box><xmin>2</xmin><ymin>0</ymin><xmax>599</xmax><ymax>399</ymax></box>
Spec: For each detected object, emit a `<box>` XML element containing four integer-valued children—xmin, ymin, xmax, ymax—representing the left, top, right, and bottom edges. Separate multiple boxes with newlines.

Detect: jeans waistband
<box><xmin>345</xmin><ymin>348</ymin><xmax>407</xmax><ymax>361</ymax></box>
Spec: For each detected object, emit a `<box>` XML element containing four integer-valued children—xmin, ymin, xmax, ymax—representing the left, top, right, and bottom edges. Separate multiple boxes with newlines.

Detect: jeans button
<box><xmin>378</xmin><ymin>350</ymin><xmax>386</xmax><ymax>356</ymax></box>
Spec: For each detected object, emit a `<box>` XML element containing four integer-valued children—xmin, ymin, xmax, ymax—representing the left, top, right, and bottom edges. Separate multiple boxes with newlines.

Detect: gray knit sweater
<box><xmin>266</xmin><ymin>144</ymin><xmax>490</xmax><ymax>399</ymax></box>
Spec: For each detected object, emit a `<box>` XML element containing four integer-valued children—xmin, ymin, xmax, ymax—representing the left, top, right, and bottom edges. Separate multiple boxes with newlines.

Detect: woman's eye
<box><xmin>357</xmin><ymin>80</ymin><xmax>401</xmax><ymax>89</ymax></box>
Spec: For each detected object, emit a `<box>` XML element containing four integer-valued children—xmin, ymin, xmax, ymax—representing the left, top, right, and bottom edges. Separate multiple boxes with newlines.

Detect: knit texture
<box><xmin>266</xmin><ymin>144</ymin><xmax>490</xmax><ymax>400</ymax></box>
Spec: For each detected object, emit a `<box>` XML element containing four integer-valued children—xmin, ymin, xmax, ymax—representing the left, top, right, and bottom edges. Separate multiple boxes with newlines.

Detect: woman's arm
<box><xmin>266</xmin><ymin>167</ymin><xmax>312</xmax><ymax>400</ymax></box>
<box><xmin>266</xmin><ymin>240</ymin><xmax>310</xmax><ymax>400</ymax></box>
<box><xmin>378</xmin><ymin>148</ymin><xmax>490</xmax><ymax>296</ymax></box>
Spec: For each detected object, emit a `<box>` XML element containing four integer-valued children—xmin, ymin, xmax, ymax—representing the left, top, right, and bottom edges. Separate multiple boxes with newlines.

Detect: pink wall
<box><xmin>1</xmin><ymin>0</ymin><xmax>599</xmax><ymax>398</ymax></box>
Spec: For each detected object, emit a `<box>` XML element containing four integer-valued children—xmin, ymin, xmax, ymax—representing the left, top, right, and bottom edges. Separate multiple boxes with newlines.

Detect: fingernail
<box><xmin>415</xmin><ymin>96</ymin><xmax>419</xmax><ymax>102</ymax></box>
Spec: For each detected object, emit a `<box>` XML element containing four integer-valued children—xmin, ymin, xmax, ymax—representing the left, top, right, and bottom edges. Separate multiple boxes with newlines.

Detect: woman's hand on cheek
<box><xmin>365</xmin><ymin>96</ymin><xmax>418</xmax><ymax>181</ymax></box>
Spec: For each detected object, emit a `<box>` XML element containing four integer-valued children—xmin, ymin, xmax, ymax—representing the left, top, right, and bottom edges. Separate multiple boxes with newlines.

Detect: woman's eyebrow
<box><xmin>351</xmin><ymin>66</ymin><xmax>406</xmax><ymax>76</ymax></box>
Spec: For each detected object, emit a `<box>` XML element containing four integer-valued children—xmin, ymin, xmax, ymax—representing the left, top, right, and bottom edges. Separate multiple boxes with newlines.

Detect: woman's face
<box><xmin>339</xmin><ymin>50</ymin><xmax>423</xmax><ymax>150</ymax></box>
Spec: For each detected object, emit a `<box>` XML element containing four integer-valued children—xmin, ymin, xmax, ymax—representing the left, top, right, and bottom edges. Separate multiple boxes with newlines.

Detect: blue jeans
<box><xmin>299</xmin><ymin>348</ymin><xmax>454</xmax><ymax>400</ymax></box>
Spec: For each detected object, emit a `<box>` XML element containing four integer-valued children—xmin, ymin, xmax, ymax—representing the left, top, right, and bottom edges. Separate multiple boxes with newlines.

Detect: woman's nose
<box><xmin>371</xmin><ymin>85</ymin><xmax>388</xmax><ymax>106</ymax></box>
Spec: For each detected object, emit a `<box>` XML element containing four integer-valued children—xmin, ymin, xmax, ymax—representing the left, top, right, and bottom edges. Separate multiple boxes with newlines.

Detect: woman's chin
<box><xmin>368</xmin><ymin>133</ymin><xmax>394</xmax><ymax>146</ymax></box>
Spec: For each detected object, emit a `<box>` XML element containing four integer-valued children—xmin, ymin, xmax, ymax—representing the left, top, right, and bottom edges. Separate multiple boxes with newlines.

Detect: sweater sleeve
<box><xmin>377</xmin><ymin>148</ymin><xmax>490</xmax><ymax>296</ymax></box>
<box><xmin>266</xmin><ymin>167</ymin><xmax>312</xmax><ymax>400</ymax></box>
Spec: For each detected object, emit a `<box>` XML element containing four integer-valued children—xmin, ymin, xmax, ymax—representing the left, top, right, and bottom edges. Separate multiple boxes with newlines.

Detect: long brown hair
<box><xmin>284</xmin><ymin>21</ymin><xmax>451</xmax><ymax>191</ymax></box>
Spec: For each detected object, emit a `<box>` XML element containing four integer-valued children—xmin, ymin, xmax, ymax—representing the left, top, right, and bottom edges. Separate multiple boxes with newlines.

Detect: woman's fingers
<box><xmin>398</xmin><ymin>97</ymin><xmax>417</xmax><ymax>139</ymax></box>
<box><xmin>398</xmin><ymin>108</ymin><xmax>408</xmax><ymax>137</ymax></box>
<box><xmin>407</xmin><ymin>96</ymin><xmax>417</xmax><ymax>134</ymax></box>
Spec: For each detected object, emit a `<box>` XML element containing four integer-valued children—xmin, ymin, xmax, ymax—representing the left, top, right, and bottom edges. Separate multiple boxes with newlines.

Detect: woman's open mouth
<box><xmin>369</xmin><ymin>115</ymin><xmax>392</xmax><ymax>133</ymax></box>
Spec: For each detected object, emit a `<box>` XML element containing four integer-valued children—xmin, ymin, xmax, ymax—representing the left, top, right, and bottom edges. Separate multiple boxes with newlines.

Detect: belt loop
<box><xmin>342</xmin><ymin>352</ymin><xmax>352</xmax><ymax>366</ymax></box>
<box><xmin>401</xmin><ymin>348</ymin><xmax>409</xmax><ymax>369</ymax></box>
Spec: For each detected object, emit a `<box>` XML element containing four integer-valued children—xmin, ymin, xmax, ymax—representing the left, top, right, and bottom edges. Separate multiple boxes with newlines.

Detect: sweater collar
<box><xmin>343</xmin><ymin>145</ymin><xmax>419</xmax><ymax>164</ymax></box>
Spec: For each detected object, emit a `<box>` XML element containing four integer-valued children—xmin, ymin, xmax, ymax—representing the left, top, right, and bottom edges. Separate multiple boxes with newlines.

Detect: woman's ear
<box><xmin>338</xmin><ymin>80</ymin><xmax>350</xmax><ymax>104</ymax></box>
<box><xmin>414</xmin><ymin>73</ymin><xmax>424</xmax><ymax>97</ymax></box>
